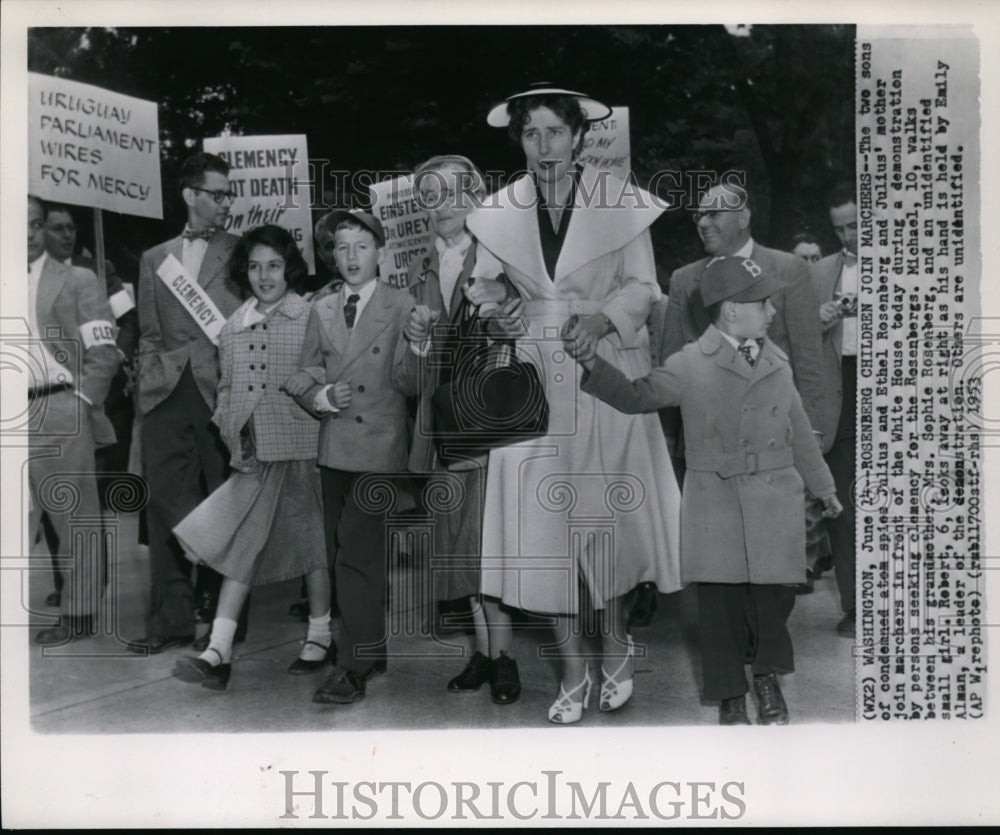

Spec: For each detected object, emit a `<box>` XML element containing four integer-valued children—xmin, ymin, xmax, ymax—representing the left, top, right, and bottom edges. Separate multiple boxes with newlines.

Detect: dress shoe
<box><xmin>837</xmin><ymin>609</ymin><xmax>856</xmax><ymax>638</ymax></box>
<box><xmin>447</xmin><ymin>651</ymin><xmax>492</xmax><ymax>692</ymax></box>
<box><xmin>35</xmin><ymin>615</ymin><xmax>96</xmax><ymax>645</ymax></box>
<box><xmin>719</xmin><ymin>695</ymin><xmax>752</xmax><ymax>725</ymax></box>
<box><xmin>192</xmin><ymin>631</ymin><xmax>246</xmax><ymax>652</ymax></box>
<box><xmin>288</xmin><ymin>641</ymin><xmax>336</xmax><ymax>675</ymax></box>
<box><xmin>173</xmin><ymin>655</ymin><xmax>231</xmax><ymax>691</ymax></box>
<box><xmin>126</xmin><ymin>634</ymin><xmax>194</xmax><ymax>655</ymax></box>
<box><xmin>794</xmin><ymin>569</ymin><xmax>815</xmax><ymax>595</ymax></box>
<box><xmin>45</xmin><ymin>590</ymin><xmax>61</xmax><ymax>608</ymax></box>
<box><xmin>490</xmin><ymin>651</ymin><xmax>521</xmax><ymax>705</ymax></box>
<box><xmin>548</xmin><ymin>667</ymin><xmax>592</xmax><ymax>725</ymax></box>
<box><xmin>628</xmin><ymin>582</ymin><xmax>658</xmax><ymax>629</ymax></box>
<box><xmin>600</xmin><ymin>634</ymin><xmax>635</xmax><ymax>712</ymax></box>
<box><xmin>313</xmin><ymin>666</ymin><xmax>366</xmax><ymax>704</ymax></box>
<box><xmin>752</xmin><ymin>673</ymin><xmax>789</xmax><ymax>725</ymax></box>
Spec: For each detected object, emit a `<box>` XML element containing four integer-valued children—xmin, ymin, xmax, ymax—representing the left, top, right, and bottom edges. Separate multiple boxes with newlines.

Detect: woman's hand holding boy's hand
<box><xmin>404</xmin><ymin>304</ymin><xmax>439</xmax><ymax>343</ymax></box>
<box><xmin>327</xmin><ymin>380</ymin><xmax>352</xmax><ymax>410</ymax></box>
<box><xmin>561</xmin><ymin>315</ymin><xmax>597</xmax><ymax>369</ymax></box>
<box><xmin>821</xmin><ymin>494</ymin><xmax>843</xmax><ymax>518</ymax></box>
<box><xmin>282</xmin><ymin>371</ymin><xmax>315</xmax><ymax>397</ymax></box>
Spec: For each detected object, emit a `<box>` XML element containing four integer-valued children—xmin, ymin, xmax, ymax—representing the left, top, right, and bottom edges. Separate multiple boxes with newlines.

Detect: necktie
<box><xmin>344</xmin><ymin>293</ymin><xmax>360</xmax><ymax>329</ymax></box>
<box><xmin>738</xmin><ymin>338</ymin><xmax>764</xmax><ymax>367</ymax></box>
<box><xmin>182</xmin><ymin>226</ymin><xmax>215</xmax><ymax>241</ymax></box>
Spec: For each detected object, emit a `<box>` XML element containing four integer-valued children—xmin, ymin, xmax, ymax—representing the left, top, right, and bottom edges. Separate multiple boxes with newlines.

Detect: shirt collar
<box><xmin>434</xmin><ymin>231</ymin><xmax>473</xmax><ymax>257</ymax></box>
<box><xmin>706</xmin><ymin>237</ymin><xmax>754</xmax><ymax>267</ymax></box>
<box><xmin>342</xmin><ymin>277</ymin><xmax>378</xmax><ymax>304</ymax></box>
<box><xmin>29</xmin><ymin>251</ymin><xmax>48</xmax><ymax>276</ymax></box>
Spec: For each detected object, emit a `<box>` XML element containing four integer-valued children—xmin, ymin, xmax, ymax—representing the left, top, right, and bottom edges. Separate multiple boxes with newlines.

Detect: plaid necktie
<box><xmin>738</xmin><ymin>338</ymin><xmax>765</xmax><ymax>366</ymax></box>
<box><xmin>344</xmin><ymin>293</ymin><xmax>360</xmax><ymax>329</ymax></box>
<box><xmin>182</xmin><ymin>226</ymin><xmax>215</xmax><ymax>241</ymax></box>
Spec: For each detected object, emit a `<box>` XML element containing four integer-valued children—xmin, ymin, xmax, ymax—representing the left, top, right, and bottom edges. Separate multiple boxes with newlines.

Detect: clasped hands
<box><xmin>560</xmin><ymin>312</ymin><xmax>610</xmax><ymax>368</ymax></box>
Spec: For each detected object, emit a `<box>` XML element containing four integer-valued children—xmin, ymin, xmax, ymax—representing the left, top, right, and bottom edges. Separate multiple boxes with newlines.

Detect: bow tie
<box><xmin>182</xmin><ymin>226</ymin><xmax>215</xmax><ymax>241</ymax></box>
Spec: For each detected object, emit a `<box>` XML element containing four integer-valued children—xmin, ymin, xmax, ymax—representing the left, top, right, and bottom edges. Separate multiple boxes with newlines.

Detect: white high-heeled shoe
<box><xmin>548</xmin><ymin>667</ymin><xmax>592</xmax><ymax>725</ymax></box>
<box><xmin>600</xmin><ymin>634</ymin><xmax>635</xmax><ymax>712</ymax></box>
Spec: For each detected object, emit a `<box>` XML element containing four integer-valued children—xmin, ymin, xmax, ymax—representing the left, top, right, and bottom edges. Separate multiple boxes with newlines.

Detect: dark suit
<box><xmin>136</xmin><ymin>230</ymin><xmax>244</xmax><ymax>636</ymax></box>
<box><xmin>663</xmin><ymin>242</ymin><xmax>826</xmax><ymax>435</ymax></box>
<box><xmin>295</xmin><ymin>280</ymin><xmax>423</xmax><ymax>673</ymax></box>
<box><xmin>810</xmin><ymin>251</ymin><xmax>856</xmax><ymax>614</ymax></box>
<box><xmin>29</xmin><ymin>255</ymin><xmax>119</xmax><ymax>619</ymax></box>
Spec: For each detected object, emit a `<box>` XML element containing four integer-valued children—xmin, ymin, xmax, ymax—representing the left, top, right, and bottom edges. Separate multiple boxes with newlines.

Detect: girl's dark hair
<box><xmin>505</xmin><ymin>94</ymin><xmax>590</xmax><ymax>156</ymax></box>
<box><xmin>229</xmin><ymin>224</ymin><xmax>309</xmax><ymax>295</ymax></box>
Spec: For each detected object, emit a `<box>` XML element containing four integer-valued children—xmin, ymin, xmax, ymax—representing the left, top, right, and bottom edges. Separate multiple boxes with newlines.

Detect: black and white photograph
<box><xmin>1</xmin><ymin>0</ymin><xmax>997</xmax><ymax>827</ymax></box>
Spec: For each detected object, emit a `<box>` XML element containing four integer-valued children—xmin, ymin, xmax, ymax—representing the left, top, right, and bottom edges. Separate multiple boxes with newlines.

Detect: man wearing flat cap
<box><xmin>566</xmin><ymin>256</ymin><xmax>841</xmax><ymax>726</ymax></box>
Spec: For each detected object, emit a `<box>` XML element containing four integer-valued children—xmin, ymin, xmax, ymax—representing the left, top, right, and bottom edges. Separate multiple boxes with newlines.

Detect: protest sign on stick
<box><xmin>204</xmin><ymin>134</ymin><xmax>315</xmax><ymax>274</ymax></box>
<box><xmin>578</xmin><ymin>106</ymin><xmax>631</xmax><ymax>182</ymax></box>
<box><xmin>29</xmin><ymin>72</ymin><xmax>163</xmax><ymax>219</ymax></box>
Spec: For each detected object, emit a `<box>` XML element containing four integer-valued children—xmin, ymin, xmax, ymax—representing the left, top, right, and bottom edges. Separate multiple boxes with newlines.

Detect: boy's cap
<box><xmin>326</xmin><ymin>208</ymin><xmax>385</xmax><ymax>246</ymax></box>
<box><xmin>701</xmin><ymin>256</ymin><xmax>786</xmax><ymax>306</ymax></box>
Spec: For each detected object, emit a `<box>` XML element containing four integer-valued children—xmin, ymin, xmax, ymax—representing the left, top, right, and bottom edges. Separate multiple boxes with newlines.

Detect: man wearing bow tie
<box><xmin>811</xmin><ymin>184</ymin><xmax>859</xmax><ymax>638</ymax></box>
<box><xmin>129</xmin><ymin>152</ymin><xmax>245</xmax><ymax>654</ymax></box>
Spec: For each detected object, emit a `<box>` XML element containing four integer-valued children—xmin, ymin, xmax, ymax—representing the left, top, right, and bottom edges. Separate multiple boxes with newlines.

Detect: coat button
<box><xmin>250</xmin><ymin>364</ymin><xmax>255</xmax><ymax>370</ymax></box>
<box><xmin>176</xmin><ymin>365</ymin><xmax>183</xmax><ymax>372</ymax></box>
<box><xmin>248</xmin><ymin>385</ymin><xmax>253</xmax><ymax>391</ymax></box>
<box><xmin>249</xmin><ymin>344</ymin><xmax>254</xmax><ymax>350</ymax></box>
<box><xmin>261</xmin><ymin>364</ymin><xmax>266</xmax><ymax>370</ymax></box>
<box><xmin>262</xmin><ymin>324</ymin><xmax>268</xmax><ymax>331</ymax></box>
<box><xmin>372</xmin><ymin>346</ymin><xmax>380</xmax><ymax>354</ymax></box>
<box><xmin>261</xmin><ymin>344</ymin><xmax>267</xmax><ymax>351</ymax></box>
<box><xmin>355</xmin><ymin>415</ymin><xmax>363</xmax><ymax>423</ymax></box>
<box><xmin>251</xmin><ymin>324</ymin><xmax>256</xmax><ymax>330</ymax></box>
<box><xmin>768</xmin><ymin>438</ymin><xmax>776</xmax><ymax>448</ymax></box>
<box><xmin>333</xmin><ymin>413</ymin><xmax>340</xmax><ymax>419</ymax></box>
<box><xmin>358</xmin><ymin>384</ymin><xmax>365</xmax><ymax>392</ymax></box>
<box><xmin>741</xmin><ymin>438</ymin><xmax>750</xmax><ymax>448</ymax></box>
<box><xmin>261</xmin><ymin>383</ymin><xmax>266</xmax><ymax>390</ymax></box>
<box><xmin>771</xmin><ymin>405</ymin><xmax>779</xmax><ymax>415</ymax></box>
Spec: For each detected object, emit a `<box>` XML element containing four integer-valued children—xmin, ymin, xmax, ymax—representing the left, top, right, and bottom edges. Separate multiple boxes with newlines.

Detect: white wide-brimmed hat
<box><xmin>486</xmin><ymin>83</ymin><xmax>613</xmax><ymax>127</ymax></box>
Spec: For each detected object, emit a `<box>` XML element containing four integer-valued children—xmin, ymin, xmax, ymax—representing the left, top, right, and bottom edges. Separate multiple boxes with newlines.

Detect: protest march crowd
<box><xmin>28</xmin><ymin>83</ymin><xmax>862</xmax><ymax>727</ymax></box>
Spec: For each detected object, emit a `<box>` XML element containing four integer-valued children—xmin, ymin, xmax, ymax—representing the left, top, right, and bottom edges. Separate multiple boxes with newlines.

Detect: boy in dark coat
<box><xmin>564</xmin><ymin>256</ymin><xmax>842</xmax><ymax>725</ymax></box>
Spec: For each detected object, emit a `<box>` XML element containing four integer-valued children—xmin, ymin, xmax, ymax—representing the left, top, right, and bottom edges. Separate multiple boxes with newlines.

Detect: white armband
<box><xmin>108</xmin><ymin>288</ymin><xmax>136</xmax><ymax>319</ymax></box>
<box><xmin>80</xmin><ymin>320</ymin><xmax>117</xmax><ymax>349</ymax></box>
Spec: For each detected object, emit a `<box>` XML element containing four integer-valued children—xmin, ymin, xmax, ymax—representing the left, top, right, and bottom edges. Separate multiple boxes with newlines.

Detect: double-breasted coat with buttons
<box><xmin>582</xmin><ymin>325</ymin><xmax>836</xmax><ymax>585</ymax></box>
<box><xmin>213</xmin><ymin>292</ymin><xmax>319</xmax><ymax>468</ymax></box>
<box><xmin>297</xmin><ymin>280</ymin><xmax>424</xmax><ymax>473</ymax></box>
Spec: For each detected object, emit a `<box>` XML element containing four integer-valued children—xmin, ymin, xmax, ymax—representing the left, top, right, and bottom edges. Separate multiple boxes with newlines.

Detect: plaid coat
<box><xmin>136</xmin><ymin>229</ymin><xmax>244</xmax><ymax>415</ymax></box>
<box><xmin>214</xmin><ymin>293</ymin><xmax>319</xmax><ymax>466</ymax></box>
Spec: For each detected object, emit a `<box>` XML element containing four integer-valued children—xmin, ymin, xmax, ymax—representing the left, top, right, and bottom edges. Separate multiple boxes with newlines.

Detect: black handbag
<box><xmin>431</xmin><ymin>301</ymin><xmax>549</xmax><ymax>467</ymax></box>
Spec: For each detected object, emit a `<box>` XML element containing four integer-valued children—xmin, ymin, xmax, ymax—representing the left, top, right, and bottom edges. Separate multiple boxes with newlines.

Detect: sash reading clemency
<box><xmin>156</xmin><ymin>254</ymin><xmax>225</xmax><ymax>345</ymax></box>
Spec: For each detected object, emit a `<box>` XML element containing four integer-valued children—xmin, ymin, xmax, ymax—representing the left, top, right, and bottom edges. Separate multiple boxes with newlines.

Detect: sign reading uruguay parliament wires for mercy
<box><xmin>203</xmin><ymin>134</ymin><xmax>316</xmax><ymax>274</ymax></box>
<box><xmin>29</xmin><ymin>72</ymin><xmax>163</xmax><ymax>218</ymax></box>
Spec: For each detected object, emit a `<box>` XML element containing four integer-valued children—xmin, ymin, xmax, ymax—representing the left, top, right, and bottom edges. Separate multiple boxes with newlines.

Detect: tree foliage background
<box><xmin>29</xmin><ymin>24</ymin><xmax>855</xmax><ymax>286</ymax></box>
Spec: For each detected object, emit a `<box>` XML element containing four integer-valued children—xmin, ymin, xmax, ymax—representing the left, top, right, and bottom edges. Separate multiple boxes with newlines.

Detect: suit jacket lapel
<box><xmin>37</xmin><ymin>258</ymin><xmax>67</xmax><ymax>325</ymax></box>
<box><xmin>340</xmin><ymin>282</ymin><xmax>393</xmax><ymax>370</ymax></box>
<box><xmin>824</xmin><ymin>253</ymin><xmax>845</xmax><ymax>360</ymax></box>
<box><xmin>448</xmin><ymin>246</ymin><xmax>476</xmax><ymax>320</ymax></box>
<box><xmin>198</xmin><ymin>231</ymin><xmax>229</xmax><ymax>289</ymax></box>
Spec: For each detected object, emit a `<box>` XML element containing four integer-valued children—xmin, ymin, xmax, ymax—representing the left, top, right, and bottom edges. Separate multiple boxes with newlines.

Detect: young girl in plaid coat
<box><xmin>172</xmin><ymin>225</ymin><xmax>332</xmax><ymax>690</ymax></box>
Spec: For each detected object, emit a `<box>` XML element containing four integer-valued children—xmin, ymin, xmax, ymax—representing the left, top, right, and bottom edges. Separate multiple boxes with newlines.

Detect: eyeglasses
<box><xmin>190</xmin><ymin>186</ymin><xmax>237</xmax><ymax>204</ymax></box>
<box><xmin>689</xmin><ymin>208</ymin><xmax>744</xmax><ymax>224</ymax></box>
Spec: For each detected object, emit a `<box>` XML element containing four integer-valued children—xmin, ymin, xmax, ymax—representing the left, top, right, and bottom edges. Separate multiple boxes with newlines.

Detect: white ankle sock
<box><xmin>201</xmin><ymin>617</ymin><xmax>237</xmax><ymax>666</ymax></box>
<box><xmin>300</xmin><ymin>611</ymin><xmax>332</xmax><ymax>661</ymax></box>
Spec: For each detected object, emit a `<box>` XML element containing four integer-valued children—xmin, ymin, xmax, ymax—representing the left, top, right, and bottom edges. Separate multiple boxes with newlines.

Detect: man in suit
<box><xmin>810</xmin><ymin>183</ymin><xmax>859</xmax><ymax>637</ymax></box>
<box><xmin>42</xmin><ymin>202</ymin><xmax>140</xmax><ymax>607</ymax></box>
<box><xmin>128</xmin><ymin>152</ymin><xmax>245</xmax><ymax>654</ymax></box>
<box><xmin>285</xmin><ymin>209</ymin><xmax>426</xmax><ymax>704</ymax></box>
<box><xmin>27</xmin><ymin>195</ymin><xmax>120</xmax><ymax>644</ymax></box>
<box><xmin>662</xmin><ymin>182</ymin><xmax>826</xmax><ymax>439</ymax></box>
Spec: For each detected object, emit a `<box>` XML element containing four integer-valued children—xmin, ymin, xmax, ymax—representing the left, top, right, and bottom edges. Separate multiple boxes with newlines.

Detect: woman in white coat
<box><xmin>466</xmin><ymin>85</ymin><xmax>683</xmax><ymax>724</ymax></box>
